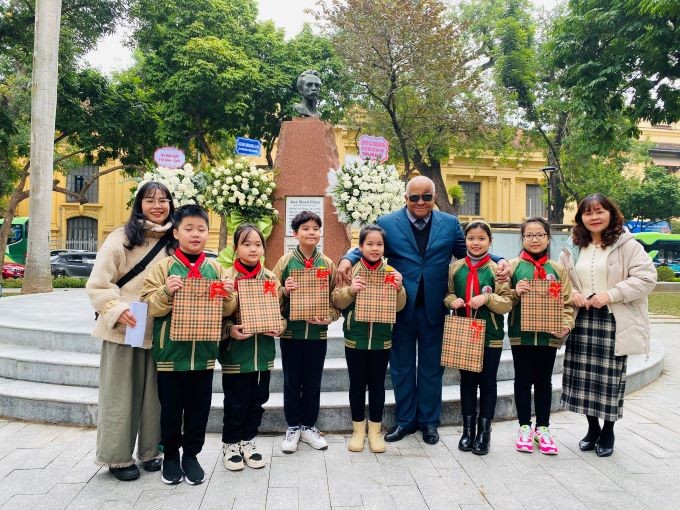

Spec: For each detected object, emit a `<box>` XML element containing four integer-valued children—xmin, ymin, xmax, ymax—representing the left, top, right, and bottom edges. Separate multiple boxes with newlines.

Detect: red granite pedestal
<box><xmin>265</xmin><ymin>117</ymin><xmax>349</xmax><ymax>268</ymax></box>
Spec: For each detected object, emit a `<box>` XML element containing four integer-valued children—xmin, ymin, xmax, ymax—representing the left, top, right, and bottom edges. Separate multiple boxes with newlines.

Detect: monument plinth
<box><xmin>265</xmin><ymin>117</ymin><xmax>349</xmax><ymax>268</ymax></box>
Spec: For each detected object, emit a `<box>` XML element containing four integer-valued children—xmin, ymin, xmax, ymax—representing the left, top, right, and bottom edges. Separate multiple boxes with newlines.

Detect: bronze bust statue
<box><xmin>293</xmin><ymin>70</ymin><xmax>322</xmax><ymax>118</ymax></box>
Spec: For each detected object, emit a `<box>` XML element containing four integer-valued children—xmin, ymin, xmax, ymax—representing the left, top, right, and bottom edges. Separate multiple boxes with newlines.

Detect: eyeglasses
<box><xmin>143</xmin><ymin>198</ymin><xmax>171</xmax><ymax>206</ymax></box>
<box><xmin>522</xmin><ymin>233</ymin><xmax>548</xmax><ymax>241</ymax></box>
<box><xmin>407</xmin><ymin>194</ymin><xmax>434</xmax><ymax>203</ymax></box>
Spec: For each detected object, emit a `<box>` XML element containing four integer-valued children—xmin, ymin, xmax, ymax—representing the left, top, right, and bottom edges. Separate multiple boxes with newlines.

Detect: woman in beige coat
<box><xmin>86</xmin><ymin>182</ymin><xmax>175</xmax><ymax>480</ymax></box>
<box><xmin>559</xmin><ymin>193</ymin><xmax>656</xmax><ymax>458</ymax></box>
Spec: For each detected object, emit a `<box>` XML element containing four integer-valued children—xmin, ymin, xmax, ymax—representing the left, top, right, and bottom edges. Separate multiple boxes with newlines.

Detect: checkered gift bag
<box><xmin>238</xmin><ymin>278</ymin><xmax>282</xmax><ymax>334</ymax></box>
<box><xmin>441</xmin><ymin>313</ymin><xmax>485</xmax><ymax>372</ymax></box>
<box><xmin>354</xmin><ymin>267</ymin><xmax>397</xmax><ymax>324</ymax></box>
<box><xmin>521</xmin><ymin>279</ymin><xmax>564</xmax><ymax>333</ymax></box>
<box><xmin>170</xmin><ymin>278</ymin><xmax>225</xmax><ymax>342</ymax></box>
<box><xmin>289</xmin><ymin>268</ymin><xmax>330</xmax><ymax>321</ymax></box>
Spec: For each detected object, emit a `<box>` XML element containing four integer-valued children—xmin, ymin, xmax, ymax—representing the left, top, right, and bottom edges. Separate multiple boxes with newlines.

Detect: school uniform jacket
<box><xmin>508</xmin><ymin>258</ymin><xmax>575</xmax><ymax>348</ymax></box>
<box><xmin>141</xmin><ymin>254</ymin><xmax>237</xmax><ymax>372</ymax></box>
<box><xmin>219</xmin><ymin>266</ymin><xmax>286</xmax><ymax>374</ymax></box>
<box><xmin>443</xmin><ymin>259</ymin><xmax>512</xmax><ymax>348</ymax></box>
<box><xmin>331</xmin><ymin>260</ymin><xmax>407</xmax><ymax>350</ymax></box>
<box><xmin>271</xmin><ymin>247</ymin><xmax>340</xmax><ymax>340</ymax></box>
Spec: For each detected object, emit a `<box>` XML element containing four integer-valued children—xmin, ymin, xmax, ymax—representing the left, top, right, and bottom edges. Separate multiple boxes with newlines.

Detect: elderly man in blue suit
<box><xmin>338</xmin><ymin>176</ymin><xmax>508</xmax><ymax>444</ymax></box>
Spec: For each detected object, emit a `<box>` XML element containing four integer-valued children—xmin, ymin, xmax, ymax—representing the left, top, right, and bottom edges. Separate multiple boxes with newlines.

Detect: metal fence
<box><xmin>49</xmin><ymin>238</ymin><xmax>101</xmax><ymax>251</ymax></box>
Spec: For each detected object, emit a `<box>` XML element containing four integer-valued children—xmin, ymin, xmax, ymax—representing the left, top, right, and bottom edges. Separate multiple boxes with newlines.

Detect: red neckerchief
<box><xmin>174</xmin><ymin>250</ymin><xmax>206</xmax><ymax>279</ymax></box>
<box><xmin>465</xmin><ymin>254</ymin><xmax>491</xmax><ymax>317</ymax></box>
<box><xmin>304</xmin><ymin>257</ymin><xmax>315</xmax><ymax>269</ymax></box>
<box><xmin>233</xmin><ymin>259</ymin><xmax>261</xmax><ymax>290</ymax></box>
<box><xmin>519</xmin><ymin>250</ymin><xmax>548</xmax><ymax>280</ymax></box>
<box><xmin>360</xmin><ymin>257</ymin><xmax>381</xmax><ymax>271</ymax></box>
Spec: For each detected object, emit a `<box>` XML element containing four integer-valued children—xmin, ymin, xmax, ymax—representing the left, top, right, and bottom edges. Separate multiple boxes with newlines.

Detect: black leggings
<box><xmin>345</xmin><ymin>347</ymin><xmax>391</xmax><ymax>422</ymax></box>
<box><xmin>511</xmin><ymin>345</ymin><xmax>557</xmax><ymax>427</ymax></box>
<box><xmin>459</xmin><ymin>347</ymin><xmax>502</xmax><ymax>419</ymax></box>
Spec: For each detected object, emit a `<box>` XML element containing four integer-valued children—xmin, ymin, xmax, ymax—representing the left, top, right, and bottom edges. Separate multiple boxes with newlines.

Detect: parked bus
<box><xmin>633</xmin><ymin>232</ymin><xmax>680</xmax><ymax>276</ymax></box>
<box><xmin>0</xmin><ymin>217</ymin><xmax>29</xmax><ymax>265</ymax></box>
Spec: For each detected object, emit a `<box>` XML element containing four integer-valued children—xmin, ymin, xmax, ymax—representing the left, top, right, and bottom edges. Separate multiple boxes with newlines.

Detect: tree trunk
<box><xmin>22</xmin><ymin>0</ymin><xmax>61</xmax><ymax>294</ymax></box>
<box><xmin>0</xmin><ymin>170</ymin><xmax>30</xmax><ymax>271</ymax></box>
<box><xmin>412</xmin><ymin>154</ymin><xmax>454</xmax><ymax>215</ymax></box>
<box><xmin>218</xmin><ymin>215</ymin><xmax>228</xmax><ymax>252</ymax></box>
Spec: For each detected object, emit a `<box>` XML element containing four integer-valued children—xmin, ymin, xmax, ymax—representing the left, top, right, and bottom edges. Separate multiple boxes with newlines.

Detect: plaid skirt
<box><xmin>561</xmin><ymin>307</ymin><xmax>627</xmax><ymax>421</ymax></box>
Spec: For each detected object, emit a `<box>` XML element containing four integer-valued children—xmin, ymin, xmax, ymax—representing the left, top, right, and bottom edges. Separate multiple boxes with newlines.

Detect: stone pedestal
<box><xmin>265</xmin><ymin>117</ymin><xmax>349</xmax><ymax>268</ymax></box>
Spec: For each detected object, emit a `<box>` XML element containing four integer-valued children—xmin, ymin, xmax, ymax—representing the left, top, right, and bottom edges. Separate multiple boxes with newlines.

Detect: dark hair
<box><xmin>465</xmin><ymin>221</ymin><xmax>492</xmax><ymax>239</ymax></box>
<box><xmin>172</xmin><ymin>204</ymin><xmax>209</xmax><ymax>229</ymax></box>
<box><xmin>233</xmin><ymin>223</ymin><xmax>266</xmax><ymax>251</ymax></box>
<box><xmin>124</xmin><ymin>181</ymin><xmax>175</xmax><ymax>253</ymax></box>
<box><xmin>520</xmin><ymin>216</ymin><xmax>550</xmax><ymax>238</ymax></box>
<box><xmin>291</xmin><ymin>210</ymin><xmax>322</xmax><ymax>231</ymax></box>
<box><xmin>359</xmin><ymin>224</ymin><xmax>385</xmax><ymax>245</ymax></box>
<box><xmin>572</xmin><ymin>193</ymin><xmax>625</xmax><ymax>248</ymax></box>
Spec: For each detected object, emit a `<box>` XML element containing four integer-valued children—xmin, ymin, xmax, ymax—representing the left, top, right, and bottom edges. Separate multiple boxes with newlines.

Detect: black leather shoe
<box><xmin>384</xmin><ymin>424</ymin><xmax>417</xmax><ymax>442</ymax></box>
<box><xmin>595</xmin><ymin>441</ymin><xmax>614</xmax><ymax>457</ymax></box>
<box><xmin>109</xmin><ymin>464</ymin><xmax>140</xmax><ymax>481</ymax></box>
<box><xmin>472</xmin><ymin>418</ymin><xmax>491</xmax><ymax>455</ymax></box>
<box><xmin>142</xmin><ymin>458</ymin><xmax>162</xmax><ymax>472</ymax></box>
<box><xmin>458</xmin><ymin>415</ymin><xmax>476</xmax><ymax>452</ymax></box>
<box><xmin>422</xmin><ymin>425</ymin><xmax>439</xmax><ymax>445</ymax></box>
<box><xmin>579</xmin><ymin>437</ymin><xmax>598</xmax><ymax>451</ymax></box>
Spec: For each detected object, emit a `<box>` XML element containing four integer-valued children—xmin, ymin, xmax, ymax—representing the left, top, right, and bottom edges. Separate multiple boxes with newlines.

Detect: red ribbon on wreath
<box><xmin>209</xmin><ymin>282</ymin><xmax>229</xmax><ymax>299</ymax></box>
<box><xmin>548</xmin><ymin>281</ymin><xmax>561</xmax><ymax>300</ymax></box>
<box><xmin>470</xmin><ymin>320</ymin><xmax>483</xmax><ymax>340</ymax></box>
<box><xmin>263</xmin><ymin>279</ymin><xmax>277</xmax><ymax>296</ymax></box>
<box><xmin>384</xmin><ymin>273</ymin><xmax>398</xmax><ymax>289</ymax></box>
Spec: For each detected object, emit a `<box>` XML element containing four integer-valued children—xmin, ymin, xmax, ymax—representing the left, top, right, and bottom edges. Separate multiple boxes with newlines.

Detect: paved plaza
<box><xmin>1</xmin><ymin>320</ymin><xmax>679</xmax><ymax>509</ymax></box>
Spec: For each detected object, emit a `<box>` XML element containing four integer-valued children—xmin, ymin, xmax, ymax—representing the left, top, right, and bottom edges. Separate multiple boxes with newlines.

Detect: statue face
<box><xmin>300</xmin><ymin>76</ymin><xmax>321</xmax><ymax>99</ymax></box>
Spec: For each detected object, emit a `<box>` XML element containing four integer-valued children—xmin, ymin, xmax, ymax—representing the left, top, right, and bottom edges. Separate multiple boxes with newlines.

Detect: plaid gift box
<box><xmin>238</xmin><ymin>278</ymin><xmax>282</xmax><ymax>334</ymax></box>
<box><xmin>289</xmin><ymin>268</ymin><xmax>330</xmax><ymax>321</ymax></box>
<box><xmin>354</xmin><ymin>266</ymin><xmax>397</xmax><ymax>324</ymax></box>
<box><xmin>441</xmin><ymin>313</ymin><xmax>486</xmax><ymax>372</ymax></box>
<box><xmin>521</xmin><ymin>279</ymin><xmax>564</xmax><ymax>333</ymax></box>
<box><xmin>170</xmin><ymin>278</ymin><xmax>225</xmax><ymax>342</ymax></box>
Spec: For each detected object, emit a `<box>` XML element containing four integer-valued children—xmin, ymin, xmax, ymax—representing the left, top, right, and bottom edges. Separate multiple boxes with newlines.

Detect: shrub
<box><xmin>656</xmin><ymin>266</ymin><xmax>678</xmax><ymax>282</ymax></box>
<box><xmin>0</xmin><ymin>277</ymin><xmax>87</xmax><ymax>289</ymax></box>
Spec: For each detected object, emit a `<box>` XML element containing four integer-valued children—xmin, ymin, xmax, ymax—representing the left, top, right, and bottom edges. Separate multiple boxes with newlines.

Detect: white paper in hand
<box><xmin>124</xmin><ymin>301</ymin><xmax>148</xmax><ymax>348</ymax></box>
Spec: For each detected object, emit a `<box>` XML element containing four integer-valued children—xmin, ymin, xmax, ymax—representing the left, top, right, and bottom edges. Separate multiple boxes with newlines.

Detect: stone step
<box><xmin>0</xmin><ymin>339</ymin><xmax>664</xmax><ymax>432</ymax></box>
<box><xmin>0</xmin><ymin>343</ymin><xmax>564</xmax><ymax>392</ymax></box>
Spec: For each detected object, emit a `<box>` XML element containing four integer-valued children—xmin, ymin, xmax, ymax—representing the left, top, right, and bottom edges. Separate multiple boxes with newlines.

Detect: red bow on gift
<box><xmin>548</xmin><ymin>282</ymin><xmax>561</xmax><ymax>299</ymax></box>
<box><xmin>263</xmin><ymin>280</ymin><xmax>277</xmax><ymax>296</ymax></box>
<box><xmin>384</xmin><ymin>273</ymin><xmax>398</xmax><ymax>289</ymax></box>
<box><xmin>470</xmin><ymin>320</ymin><xmax>483</xmax><ymax>340</ymax></box>
<box><xmin>209</xmin><ymin>282</ymin><xmax>229</xmax><ymax>299</ymax></box>
<box><xmin>316</xmin><ymin>267</ymin><xmax>330</xmax><ymax>279</ymax></box>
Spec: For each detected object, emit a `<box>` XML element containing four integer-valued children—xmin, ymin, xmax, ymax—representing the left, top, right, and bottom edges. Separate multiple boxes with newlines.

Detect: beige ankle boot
<box><xmin>367</xmin><ymin>421</ymin><xmax>386</xmax><ymax>453</ymax></box>
<box><xmin>348</xmin><ymin>420</ymin><xmax>367</xmax><ymax>452</ymax></box>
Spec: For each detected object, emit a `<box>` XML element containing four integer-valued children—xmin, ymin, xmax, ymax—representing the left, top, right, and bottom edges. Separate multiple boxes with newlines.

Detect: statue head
<box><xmin>296</xmin><ymin>69</ymin><xmax>322</xmax><ymax>101</ymax></box>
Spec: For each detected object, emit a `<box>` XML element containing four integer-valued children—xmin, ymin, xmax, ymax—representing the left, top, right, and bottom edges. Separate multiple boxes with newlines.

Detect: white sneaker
<box><xmin>222</xmin><ymin>442</ymin><xmax>244</xmax><ymax>471</ymax></box>
<box><xmin>281</xmin><ymin>426</ymin><xmax>301</xmax><ymax>453</ymax></box>
<box><xmin>300</xmin><ymin>426</ymin><xmax>328</xmax><ymax>450</ymax></box>
<box><xmin>240</xmin><ymin>439</ymin><xmax>266</xmax><ymax>469</ymax></box>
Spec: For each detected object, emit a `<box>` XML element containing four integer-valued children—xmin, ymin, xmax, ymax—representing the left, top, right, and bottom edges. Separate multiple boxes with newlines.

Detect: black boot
<box><xmin>472</xmin><ymin>418</ymin><xmax>491</xmax><ymax>455</ymax></box>
<box><xmin>458</xmin><ymin>415</ymin><xmax>476</xmax><ymax>452</ymax></box>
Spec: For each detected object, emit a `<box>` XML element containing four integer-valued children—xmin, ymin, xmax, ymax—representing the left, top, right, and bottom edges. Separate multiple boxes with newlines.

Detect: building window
<box><xmin>66</xmin><ymin>165</ymin><xmax>99</xmax><ymax>203</ymax></box>
<box><xmin>66</xmin><ymin>216</ymin><xmax>98</xmax><ymax>251</ymax></box>
<box><xmin>526</xmin><ymin>184</ymin><xmax>547</xmax><ymax>218</ymax></box>
<box><xmin>459</xmin><ymin>182</ymin><xmax>481</xmax><ymax>216</ymax></box>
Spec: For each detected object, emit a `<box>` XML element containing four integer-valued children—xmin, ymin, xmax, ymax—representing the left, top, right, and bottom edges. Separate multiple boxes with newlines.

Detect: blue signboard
<box><xmin>235</xmin><ymin>137</ymin><xmax>261</xmax><ymax>156</ymax></box>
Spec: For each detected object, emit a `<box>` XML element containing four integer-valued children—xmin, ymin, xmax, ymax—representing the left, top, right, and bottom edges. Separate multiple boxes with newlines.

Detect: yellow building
<box><xmin>15</xmin><ymin>123</ymin><xmax>680</xmax><ymax>251</ymax></box>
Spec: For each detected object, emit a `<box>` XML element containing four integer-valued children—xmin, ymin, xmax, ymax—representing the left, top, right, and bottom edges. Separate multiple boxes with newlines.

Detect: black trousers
<box><xmin>345</xmin><ymin>347</ymin><xmax>391</xmax><ymax>422</ymax></box>
<box><xmin>511</xmin><ymin>345</ymin><xmax>557</xmax><ymax>427</ymax></box>
<box><xmin>157</xmin><ymin>369</ymin><xmax>213</xmax><ymax>459</ymax></box>
<box><xmin>280</xmin><ymin>339</ymin><xmax>327</xmax><ymax>427</ymax></box>
<box><xmin>222</xmin><ymin>371</ymin><xmax>270</xmax><ymax>444</ymax></box>
<box><xmin>459</xmin><ymin>347</ymin><xmax>502</xmax><ymax>419</ymax></box>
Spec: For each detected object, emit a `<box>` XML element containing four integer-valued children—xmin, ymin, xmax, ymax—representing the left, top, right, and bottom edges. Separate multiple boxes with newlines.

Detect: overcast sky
<box><xmin>84</xmin><ymin>0</ymin><xmax>562</xmax><ymax>75</ymax></box>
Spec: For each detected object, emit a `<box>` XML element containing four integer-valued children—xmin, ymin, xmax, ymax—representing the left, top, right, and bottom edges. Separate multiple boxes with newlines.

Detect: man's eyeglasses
<box><xmin>522</xmin><ymin>233</ymin><xmax>548</xmax><ymax>240</ymax></box>
<box><xmin>407</xmin><ymin>194</ymin><xmax>434</xmax><ymax>203</ymax></box>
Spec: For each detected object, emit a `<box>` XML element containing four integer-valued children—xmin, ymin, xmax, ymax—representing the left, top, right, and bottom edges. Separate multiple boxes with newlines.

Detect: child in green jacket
<box><xmin>142</xmin><ymin>204</ymin><xmax>236</xmax><ymax>486</ymax></box>
<box><xmin>332</xmin><ymin>225</ymin><xmax>406</xmax><ymax>453</ymax></box>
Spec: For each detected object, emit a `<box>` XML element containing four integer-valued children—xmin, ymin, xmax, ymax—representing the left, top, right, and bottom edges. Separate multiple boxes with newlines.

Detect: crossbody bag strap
<box><xmin>116</xmin><ymin>236</ymin><xmax>169</xmax><ymax>289</ymax></box>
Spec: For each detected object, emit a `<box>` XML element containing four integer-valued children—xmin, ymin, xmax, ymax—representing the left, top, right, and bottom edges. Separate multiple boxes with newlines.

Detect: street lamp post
<box><xmin>541</xmin><ymin>166</ymin><xmax>556</xmax><ymax>225</ymax></box>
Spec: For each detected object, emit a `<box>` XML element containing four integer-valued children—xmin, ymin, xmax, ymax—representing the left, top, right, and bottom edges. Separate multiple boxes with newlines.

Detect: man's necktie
<box><xmin>414</xmin><ymin>218</ymin><xmax>426</xmax><ymax>230</ymax></box>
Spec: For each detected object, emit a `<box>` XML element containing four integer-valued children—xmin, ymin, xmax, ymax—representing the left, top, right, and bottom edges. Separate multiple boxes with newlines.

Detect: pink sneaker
<box><xmin>534</xmin><ymin>426</ymin><xmax>559</xmax><ymax>455</ymax></box>
<box><xmin>515</xmin><ymin>425</ymin><xmax>534</xmax><ymax>453</ymax></box>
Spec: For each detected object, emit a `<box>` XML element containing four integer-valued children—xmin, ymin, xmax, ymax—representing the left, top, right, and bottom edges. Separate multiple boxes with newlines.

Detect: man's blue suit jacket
<box><xmin>347</xmin><ymin>207</ymin><xmax>467</xmax><ymax>326</ymax></box>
